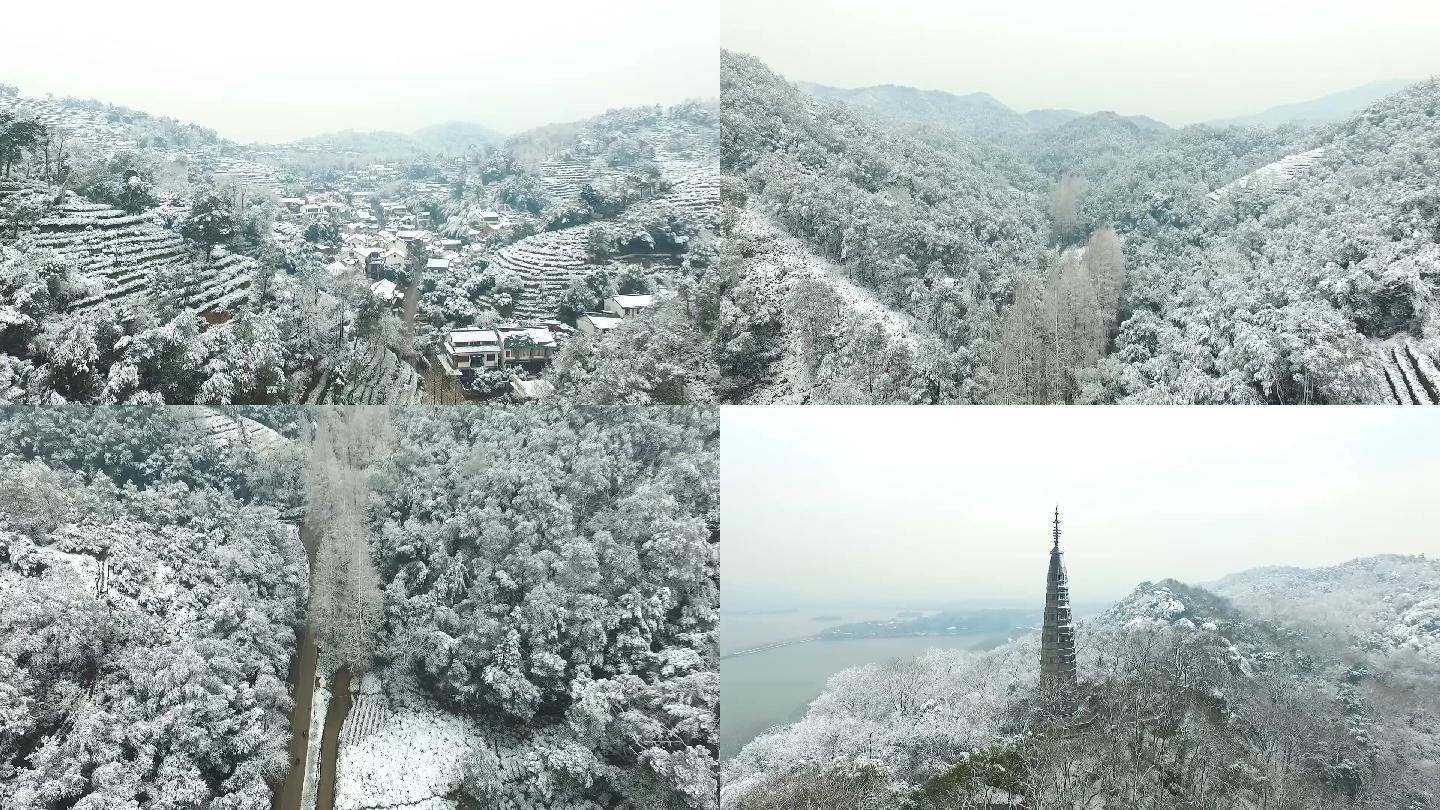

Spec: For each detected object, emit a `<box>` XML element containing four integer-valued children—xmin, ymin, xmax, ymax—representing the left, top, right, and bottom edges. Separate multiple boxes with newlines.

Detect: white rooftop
<box><xmin>581</xmin><ymin>313</ymin><xmax>624</xmax><ymax>331</ymax></box>
<box><xmin>370</xmin><ymin>279</ymin><xmax>398</xmax><ymax>299</ymax></box>
<box><xmin>611</xmin><ymin>294</ymin><xmax>655</xmax><ymax>309</ymax></box>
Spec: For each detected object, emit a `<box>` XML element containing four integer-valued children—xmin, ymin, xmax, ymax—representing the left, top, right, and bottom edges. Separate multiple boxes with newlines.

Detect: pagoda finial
<box><xmin>1052</xmin><ymin>504</ymin><xmax>1061</xmax><ymax>547</ymax></box>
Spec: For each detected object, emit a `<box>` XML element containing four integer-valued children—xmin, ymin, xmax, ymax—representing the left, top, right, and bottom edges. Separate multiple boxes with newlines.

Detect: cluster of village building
<box><xmin>270</xmin><ymin>169</ymin><xmax>658</xmax><ymax>400</ymax></box>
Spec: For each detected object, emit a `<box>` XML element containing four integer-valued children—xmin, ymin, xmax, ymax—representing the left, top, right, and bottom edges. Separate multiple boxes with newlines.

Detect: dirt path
<box><xmin>316</xmin><ymin>669</ymin><xmax>354</xmax><ymax>810</ymax></box>
<box><xmin>274</xmin><ymin>523</ymin><xmax>321</xmax><ymax>810</ymax></box>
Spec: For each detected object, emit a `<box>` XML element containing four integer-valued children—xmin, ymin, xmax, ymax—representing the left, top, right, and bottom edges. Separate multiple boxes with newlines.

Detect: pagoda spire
<box><xmin>1040</xmin><ymin>507</ymin><xmax>1078</xmax><ymax>697</ymax></box>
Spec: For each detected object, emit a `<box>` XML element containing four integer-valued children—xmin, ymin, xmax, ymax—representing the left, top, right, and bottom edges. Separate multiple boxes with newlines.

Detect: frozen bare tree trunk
<box><xmin>1083</xmin><ymin>225</ymin><xmax>1127</xmax><ymax>336</ymax></box>
<box><xmin>306</xmin><ymin>407</ymin><xmax>388</xmax><ymax>673</ymax></box>
<box><xmin>1050</xmin><ymin>175</ymin><xmax>1088</xmax><ymax>245</ymax></box>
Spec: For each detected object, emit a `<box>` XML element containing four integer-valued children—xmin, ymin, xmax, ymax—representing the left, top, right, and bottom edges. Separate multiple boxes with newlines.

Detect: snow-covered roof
<box><xmin>580</xmin><ymin>312</ymin><xmax>624</xmax><ymax>331</ymax></box>
<box><xmin>610</xmin><ymin>294</ymin><xmax>655</xmax><ymax>309</ymax></box>
<box><xmin>498</xmin><ymin>325</ymin><xmax>557</xmax><ymax>348</ymax></box>
<box><xmin>426</xmin><ymin>258</ymin><xmax>450</xmax><ymax>270</ymax></box>
<box><xmin>510</xmin><ymin>377</ymin><xmax>555</xmax><ymax>400</ymax></box>
<box><xmin>370</xmin><ymin>279</ymin><xmax>399</xmax><ymax>299</ymax></box>
<box><xmin>447</xmin><ymin>328</ymin><xmax>501</xmax><ymax>355</ymax></box>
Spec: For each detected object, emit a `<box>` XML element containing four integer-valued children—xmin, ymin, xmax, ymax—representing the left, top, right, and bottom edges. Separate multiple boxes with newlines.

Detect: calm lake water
<box><xmin>720</xmin><ymin>609</ymin><xmax>1014</xmax><ymax>759</ymax></box>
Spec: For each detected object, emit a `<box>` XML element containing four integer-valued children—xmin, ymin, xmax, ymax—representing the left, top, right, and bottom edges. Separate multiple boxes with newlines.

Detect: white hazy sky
<box><xmin>722</xmin><ymin>408</ymin><xmax>1440</xmax><ymax>610</ymax></box>
<box><xmin>0</xmin><ymin>0</ymin><xmax>718</xmax><ymax>143</ymax></box>
<box><xmin>722</xmin><ymin>0</ymin><xmax>1440</xmax><ymax>125</ymax></box>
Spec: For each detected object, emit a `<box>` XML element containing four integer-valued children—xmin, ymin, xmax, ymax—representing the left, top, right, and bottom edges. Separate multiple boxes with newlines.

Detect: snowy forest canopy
<box><xmin>719</xmin><ymin>51</ymin><xmax>1440</xmax><ymax>404</ymax></box>
<box><xmin>0</xmin><ymin>404</ymin><xmax>720</xmax><ymax>810</ymax></box>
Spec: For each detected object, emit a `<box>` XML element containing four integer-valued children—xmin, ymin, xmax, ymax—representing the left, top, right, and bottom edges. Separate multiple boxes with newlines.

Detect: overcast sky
<box><xmin>722</xmin><ymin>0</ymin><xmax>1440</xmax><ymax>125</ymax></box>
<box><xmin>0</xmin><ymin>0</ymin><xmax>717</xmax><ymax>143</ymax></box>
<box><xmin>723</xmin><ymin>408</ymin><xmax>1440</xmax><ymax>611</ymax></box>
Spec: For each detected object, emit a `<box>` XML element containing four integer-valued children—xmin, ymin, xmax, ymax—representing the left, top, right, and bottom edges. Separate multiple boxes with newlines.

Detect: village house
<box><xmin>369</xmin><ymin>278</ymin><xmax>402</xmax><ymax>306</ymax></box>
<box><xmin>603</xmin><ymin>293</ymin><xmax>656</xmax><ymax>318</ymax></box>
<box><xmin>352</xmin><ymin>246</ymin><xmax>386</xmax><ymax>278</ymax></box>
<box><xmin>442</xmin><ymin>324</ymin><xmax>560</xmax><ymax>376</ymax></box>
<box><xmin>577</xmin><ymin>312</ymin><xmax>624</xmax><ymax>335</ymax></box>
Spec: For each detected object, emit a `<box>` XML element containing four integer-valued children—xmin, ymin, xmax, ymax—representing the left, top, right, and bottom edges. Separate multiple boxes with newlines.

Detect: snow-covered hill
<box><xmin>1212</xmin><ymin>554</ymin><xmax>1440</xmax><ymax>660</ymax></box>
<box><xmin>730</xmin><ymin>207</ymin><xmax>961</xmax><ymax>404</ymax></box>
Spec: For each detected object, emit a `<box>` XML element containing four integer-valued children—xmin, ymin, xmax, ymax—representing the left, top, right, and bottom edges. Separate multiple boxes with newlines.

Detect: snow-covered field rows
<box><xmin>306</xmin><ymin>341</ymin><xmax>421</xmax><ymax>405</ymax></box>
<box><xmin>206</xmin><ymin>153</ymin><xmax>285</xmax><ymax>194</ymax></box>
<box><xmin>339</xmin><ymin>673</ymin><xmax>389</xmax><ymax>748</ymax></box>
<box><xmin>490</xmin><ymin>226</ymin><xmax>594</xmax><ymax>319</ymax></box>
<box><xmin>665</xmin><ymin>173</ymin><xmax>721</xmax><ymax>219</ymax></box>
<box><xmin>1207</xmin><ymin>147</ymin><xmax>1327</xmax><ymax>204</ymax></box>
<box><xmin>539</xmin><ymin>158</ymin><xmax>606</xmax><ymax>203</ymax></box>
<box><xmin>11</xmin><ymin>190</ymin><xmax>258</xmax><ymax>315</ymax></box>
<box><xmin>649</xmin><ymin>114</ymin><xmax>717</xmax><ymax>180</ymax></box>
<box><xmin>1378</xmin><ymin>336</ymin><xmax>1440</xmax><ymax>404</ymax></box>
<box><xmin>0</xmin><ymin>95</ymin><xmax>139</xmax><ymax>155</ymax></box>
<box><xmin>177</xmin><ymin>407</ymin><xmax>289</xmax><ymax>452</ymax></box>
<box><xmin>27</xmin><ymin>194</ymin><xmax>188</xmax><ymax>306</ymax></box>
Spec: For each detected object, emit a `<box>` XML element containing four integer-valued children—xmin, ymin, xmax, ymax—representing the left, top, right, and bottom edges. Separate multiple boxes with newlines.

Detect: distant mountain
<box><xmin>296</xmin><ymin>121</ymin><xmax>501</xmax><ymax>156</ymax></box>
<box><xmin>798</xmin><ymin>80</ymin><xmax>1171</xmax><ymax>142</ymax></box>
<box><xmin>1208</xmin><ymin>79</ymin><xmax>1417</xmax><ymax>128</ymax></box>
<box><xmin>1025</xmin><ymin>110</ymin><xmax>1172</xmax><ymax>177</ymax></box>
<box><xmin>411</xmin><ymin>120</ymin><xmax>504</xmax><ymax>154</ymax></box>
<box><xmin>797</xmin><ymin>81</ymin><xmax>1031</xmax><ymax>140</ymax></box>
<box><xmin>1023</xmin><ymin>108</ymin><xmax>1083</xmax><ymax>131</ymax></box>
<box><xmin>296</xmin><ymin>128</ymin><xmax>420</xmax><ymax>152</ymax></box>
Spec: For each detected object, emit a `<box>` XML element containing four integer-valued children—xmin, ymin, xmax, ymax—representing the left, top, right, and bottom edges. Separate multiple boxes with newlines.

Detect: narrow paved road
<box><xmin>316</xmin><ymin>669</ymin><xmax>355</xmax><ymax>810</ymax></box>
<box><xmin>275</xmin><ymin>522</ymin><xmax>320</xmax><ymax>810</ymax></box>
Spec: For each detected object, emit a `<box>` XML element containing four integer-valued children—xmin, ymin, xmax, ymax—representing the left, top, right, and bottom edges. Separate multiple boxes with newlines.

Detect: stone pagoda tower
<box><xmin>1040</xmin><ymin>506</ymin><xmax>1078</xmax><ymax>694</ymax></box>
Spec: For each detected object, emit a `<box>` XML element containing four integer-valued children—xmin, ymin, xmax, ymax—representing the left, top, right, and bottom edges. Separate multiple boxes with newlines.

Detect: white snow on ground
<box><xmin>333</xmin><ymin>669</ymin><xmax>608</xmax><ymax>810</ymax></box>
<box><xmin>334</xmin><ymin>669</ymin><xmax>479</xmax><ymax>810</ymax></box>
<box><xmin>301</xmin><ymin>676</ymin><xmax>332</xmax><ymax>810</ymax></box>
<box><xmin>740</xmin><ymin>208</ymin><xmax>924</xmax><ymax>346</ymax></box>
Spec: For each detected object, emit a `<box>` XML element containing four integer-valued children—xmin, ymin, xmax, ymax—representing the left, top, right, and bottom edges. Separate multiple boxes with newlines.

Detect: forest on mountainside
<box><xmin>0</xmin><ymin>407</ymin><xmax>308</xmax><ymax>809</ymax></box>
<box><xmin>720</xmin><ymin>51</ymin><xmax>1440</xmax><ymax>404</ymax></box>
<box><xmin>369</xmin><ymin>406</ymin><xmax>720</xmax><ymax>808</ymax></box>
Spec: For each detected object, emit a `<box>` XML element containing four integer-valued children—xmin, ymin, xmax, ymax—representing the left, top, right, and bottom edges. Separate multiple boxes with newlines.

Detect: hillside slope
<box><xmin>722</xmin><ymin>51</ymin><xmax>1053</xmax><ymax>402</ymax></box>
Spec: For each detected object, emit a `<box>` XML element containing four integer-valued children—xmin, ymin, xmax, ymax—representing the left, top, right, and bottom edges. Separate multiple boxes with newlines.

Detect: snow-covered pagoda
<box><xmin>1041</xmin><ymin>506</ymin><xmax>1079</xmax><ymax>696</ymax></box>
